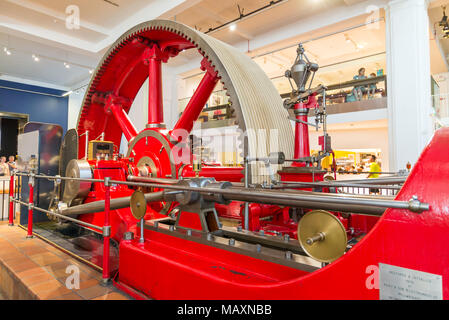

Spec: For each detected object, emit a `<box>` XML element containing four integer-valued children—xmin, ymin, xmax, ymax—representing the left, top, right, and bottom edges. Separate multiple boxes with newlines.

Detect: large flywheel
<box><xmin>76</xmin><ymin>19</ymin><xmax>293</xmax><ymax>183</ymax></box>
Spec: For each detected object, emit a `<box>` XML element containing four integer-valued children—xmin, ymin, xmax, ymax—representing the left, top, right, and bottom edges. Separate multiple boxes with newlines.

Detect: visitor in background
<box><xmin>0</xmin><ymin>157</ymin><xmax>10</xmax><ymax>177</ymax></box>
<box><xmin>367</xmin><ymin>154</ymin><xmax>381</xmax><ymax>194</ymax></box>
<box><xmin>352</xmin><ymin>67</ymin><xmax>367</xmax><ymax>101</ymax></box>
<box><xmin>7</xmin><ymin>156</ymin><xmax>16</xmax><ymax>174</ymax></box>
<box><xmin>368</xmin><ymin>73</ymin><xmax>377</xmax><ymax>99</ymax></box>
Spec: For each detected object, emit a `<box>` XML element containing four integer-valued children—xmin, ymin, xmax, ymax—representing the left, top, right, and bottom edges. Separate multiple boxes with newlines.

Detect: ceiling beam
<box><xmin>197</xmin><ymin>4</ymin><xmax>254</xmax><ymax>40</ymax></box>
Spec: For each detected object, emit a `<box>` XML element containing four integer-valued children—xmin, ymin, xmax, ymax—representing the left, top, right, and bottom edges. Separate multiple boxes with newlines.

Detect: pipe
<box><xmin>271</xmin><ymin>182</ymin><xmax>402</xmax><ymax>190</ymax></box>
<box><xmin>326</xmin><ymin>177</ymin><xmax>407</xmax><ymax>185</ymax></box>
<box><xmin>8</xmin><ymin>174</ymin><xmax>14</xmax><ymax>226</ymax></box>
<box><xmin>60</xmin><ymin>191</ymin><xmax>179</xmax><ymax>216</ymax></box>
<box><xmin>27</xmin><ymin>178</ymin><xmax>34</xmax><ymax>238</ymax></box>
<box><xmin>220</xmin><ymin>191</ymin><xmax>386</xmax><ymax>216</ymax></box>
<box><xmin>102</xmin><ymin>179</ymin><xmax>111</xmax><ymax>284</ymax></box>
<box><xmin>127</xmin><ymin>176</ymin><xmax>179</xmax><ymax>185</ymax></box>
<box><xmin>109</xmin><ymin>179</ymin><xmax>429</xmax><ymax>215</ymax></box>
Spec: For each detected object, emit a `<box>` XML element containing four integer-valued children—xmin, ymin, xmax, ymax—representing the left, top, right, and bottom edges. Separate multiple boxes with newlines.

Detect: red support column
<box><xmin>27</xmin><ymin>175</ymin><xmax>34</xmax><ymax>238</ymax></box>
<box><xmin>109</xmin><ymin>103</ymin><xmax>138</xmax><ymax>142</ymax></box>
<box><xmin>102</xmin><ymin>177</ymin><xmax>111</xmax><ymax>285</ymax></box>
<box><xmin>173</xmin><ymin>58</ymin><xmax>219</xmax><ymax>134</ymax></box>
<box><xmin>292</xmin><ymin>95</ymin><xmax>318</xmax><ymax>167</ymax></box>
<box><xmin>8</xmin><ymin>174</ymin><xmax>14</xmax><ymax>226</ymax></box>
<box><xmin>293</xmin><ymin>102</ymin><xmax>310</xmax><ymax>167</ymax></box>
<box><xmin>148</xmin><ymin>55</ymin><xmax>164</xmax><ymax>125</ymax></box>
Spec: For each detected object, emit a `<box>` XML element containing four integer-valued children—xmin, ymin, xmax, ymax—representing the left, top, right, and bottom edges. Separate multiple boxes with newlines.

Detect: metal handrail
<box><xmin>9</xmin><ymin>172</ymin><xmax>112</xmax><ymax>284</ymax></box>
<box><xmin>11</xmin><ymin>198</ymin><xmax>103</xmax><ymax>231</ymax></box>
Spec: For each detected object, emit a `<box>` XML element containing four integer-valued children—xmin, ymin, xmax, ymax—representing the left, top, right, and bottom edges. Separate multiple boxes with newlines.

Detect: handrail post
<box><xmin>101</xmin><ymin>177</ymin><xmax>111</xmax><ymax>286</ymax></box>
<box><xmin>27</xmin><ymin>173</ymin><xmax>34</xmax><ymax>238</ymax></box>
<box><xmin>8</xmin><ymin>174</ymin><xmax>14</xmax><ymax>226</ymax></box>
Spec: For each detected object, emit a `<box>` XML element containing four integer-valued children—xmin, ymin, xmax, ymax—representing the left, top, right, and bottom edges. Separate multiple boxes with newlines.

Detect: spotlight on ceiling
<box><xmin>89</xmin><ymin>69</ymin><xmax>93</xmax><ymax>74</ymax></box>
<box><xmin>4</xmin><ymin>47</ymin><xmax>11</xmax><ymax>55</ymax></box>
<box><xmin>64</xmin><ymin>62</ymin><xmax>70</xmax><ymax>69</ymax></box>
<box><xmin>229</xmin><ymin>24</ymin><xmax>236</xmax><ymax>31</ymax></box>
<box><xmin>32</xmin><ymin>54</ymin><xmax>40</xmax><ymax>62</ymax></box>
<box><xmin>344</xmin><ymin>34</ymin><xmax>351</xmax><ymax>43</ymax></box>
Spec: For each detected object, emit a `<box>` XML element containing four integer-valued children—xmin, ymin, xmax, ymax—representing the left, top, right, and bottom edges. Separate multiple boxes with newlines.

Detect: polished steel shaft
<box><xmin>60</xmin><ymin>191</ymin><xmax>179</xmax><ymax>216</ymax></box>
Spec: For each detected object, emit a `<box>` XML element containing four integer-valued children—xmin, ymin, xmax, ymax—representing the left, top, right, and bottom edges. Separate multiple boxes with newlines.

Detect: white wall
<box><xmin>434</xmin><ymin>72</ymin><xmax>449</xmax><ymax>124</ymax></box>
<box><xmin>67</xmin><ymin>91</ymin><xmax>84</xmax><ymax>130</ymax></box>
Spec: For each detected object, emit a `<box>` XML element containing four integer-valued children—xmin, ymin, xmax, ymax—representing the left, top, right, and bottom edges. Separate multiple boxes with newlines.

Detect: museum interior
<box><xmin>0</xmin><ymin>0</ymin><xmax>447</xmax><ymax>301</ymax></box>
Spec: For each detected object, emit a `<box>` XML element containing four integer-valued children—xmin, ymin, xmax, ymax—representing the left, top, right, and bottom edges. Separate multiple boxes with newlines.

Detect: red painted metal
<box><xmin>293</xmin><ymin>94</ymin><xmax>318</xmax><ymax>167</ymax></box>
<box><xmin>147</xmin><ymin>45</ymin><xmax>164</xmax><ymax>125</ymax></box>
<box><xmin>27</xmin><ymin>180</ymin><xmax>33</xmax><ymax>237</ymax></box>
<box><xmin>116</xmin><ymin>128</ymin><xmax>449</xmax><ymax>299</ymax></box>
<box><xmin>109</xmin><ymin>103</ymin><xmax>138</xmax><ymax>142</ymax></box>
<box><xmin>102</xmin><ymin>179</ymin><xmax>111</xmax><ymax>282</ymax></box>
<box><xmin>8</xmin><ymin>174</ymin><xmax>14</xmax><ymax>226</ymax></box>
<box><xmin>72</xmin><ymin>25</ymin><xmax>449</xmax><ymax>300</ymax></box>
<box><xmin>172</xmin><ymin>58</ymin><xmax>220</xmax><ymax>134</ymax></box>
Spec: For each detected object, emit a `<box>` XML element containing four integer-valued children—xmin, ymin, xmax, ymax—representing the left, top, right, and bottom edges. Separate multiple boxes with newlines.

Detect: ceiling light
<box><xmin>356</xmin><ymin>43</ymin><xmax>364</xmax><ymax>49</ymax></box>
<box><xmin>4</xmin><ymin>47</ymin><xmax>11</xmax><ymax>55</ymax></box>
<box><xmin>32</xmin><ymin>54</ymin><xmax>40</xmax><ymax>62</ymax></box>
<box><xmin>89</xmin><ymin>69</ymin><xmax>93</xmax><ymax>74</ymax></box>
<box><xmin>61</xmin><ymin>90</ymin><xmax>73</xmax><ymax>97</ymax></box>
<box><xmin>229</xmin><ymin>24</ymin><xmax>236</xmax><ymax>31</ymax></box>
<box><xmin>64</xmin><ymin>62</ymin><xmax>70</xmax><ymax>69</ymax></box>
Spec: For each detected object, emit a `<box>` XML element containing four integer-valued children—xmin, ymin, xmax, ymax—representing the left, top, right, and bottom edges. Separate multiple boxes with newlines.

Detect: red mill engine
<box><xmin>15</xmin><ymin>20</ymin><xmax>449</xmax><ymax>300</ymax></box>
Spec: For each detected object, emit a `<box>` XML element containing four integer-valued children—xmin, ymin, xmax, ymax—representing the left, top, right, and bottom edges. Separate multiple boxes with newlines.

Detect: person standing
<box><xmin>352</xmin><ymin>67</ymin><xmax>367</xmax><ymax>101</ymax></box>
<box><xmin>7</xmin><ymin>156</ymin><xmax>16</xmax><ymax>174</ymax></box>
<box><xmin>367</xmin><ymin>154</ymin><xmax>381</xmax><ymax>194</ymax></box>
<box><xmin>0</xmin><ymin>157</ymin><xmax>10</xmax><ymax>176</ymax></box>
<box><xmin>368</xmin><ymin>72</ymin><xmax>377</xmax><ymax>99</ymax></box>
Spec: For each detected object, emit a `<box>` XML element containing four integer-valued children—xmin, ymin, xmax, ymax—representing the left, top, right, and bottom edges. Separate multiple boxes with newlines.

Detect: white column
<box><xmin>386</xmin><ymin>0</ymin><xmax>434</xmax><ymax>171</ymax></box>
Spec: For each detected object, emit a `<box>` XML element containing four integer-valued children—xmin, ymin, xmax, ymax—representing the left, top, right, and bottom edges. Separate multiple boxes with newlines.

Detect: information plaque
<box><xmin>379</xmin><ymin>263</ymin><xmax>442</xmax><ymax>300</ymax></box>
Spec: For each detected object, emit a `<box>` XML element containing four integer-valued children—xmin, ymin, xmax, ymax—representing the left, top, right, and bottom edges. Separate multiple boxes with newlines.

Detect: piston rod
<box><xmin>270</xmin><ymin>181</ymin><xmax>402</xmax><ymax>190</ymax></box>
<box><xmin>111</xmin><ymin>179</ymin><xmax>429</xmax><ymax>215</ymax></box>
<box><xmin>60</xmin><ymin>191</ymin><xmax>180</xmax><ymax>216</ymax></box>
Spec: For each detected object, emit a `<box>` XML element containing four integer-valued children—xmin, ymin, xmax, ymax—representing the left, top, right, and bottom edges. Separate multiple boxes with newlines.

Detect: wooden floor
<box><xmin>0</xmin><ymin>221</ymin><xmax>131</xmax><ymax>300</ymax></box>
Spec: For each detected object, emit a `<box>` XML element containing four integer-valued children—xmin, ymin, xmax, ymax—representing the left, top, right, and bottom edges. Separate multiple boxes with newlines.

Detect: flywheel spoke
<box><xmin>172</xmin><ymin>58</ymin><xmax>220</xmax><ymax>135</ymax></box>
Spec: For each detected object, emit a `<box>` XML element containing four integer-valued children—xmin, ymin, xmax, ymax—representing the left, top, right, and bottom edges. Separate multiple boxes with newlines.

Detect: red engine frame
<box><xmin>73</xmin><ymin>23</ymin><xmax>448</xmax><ymax>300</ymax></box>
<box><xmin>116</xmin><ymin>128</ymin><xmax>449</xmax><ymax>299</ymax></box>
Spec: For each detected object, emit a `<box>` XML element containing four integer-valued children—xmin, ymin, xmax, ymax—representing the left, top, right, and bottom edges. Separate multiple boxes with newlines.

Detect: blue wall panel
<box><xmin>0</xmin><ymin>80</ymin><xmax>68</xmax><ymax>133</ymax></box>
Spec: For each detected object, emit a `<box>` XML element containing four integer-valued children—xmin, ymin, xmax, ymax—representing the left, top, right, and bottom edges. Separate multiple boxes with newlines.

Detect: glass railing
<box><xmin>280</xmin><ymin>75</ymin><xmax>387</xmax><ymax>108</ymax></box>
